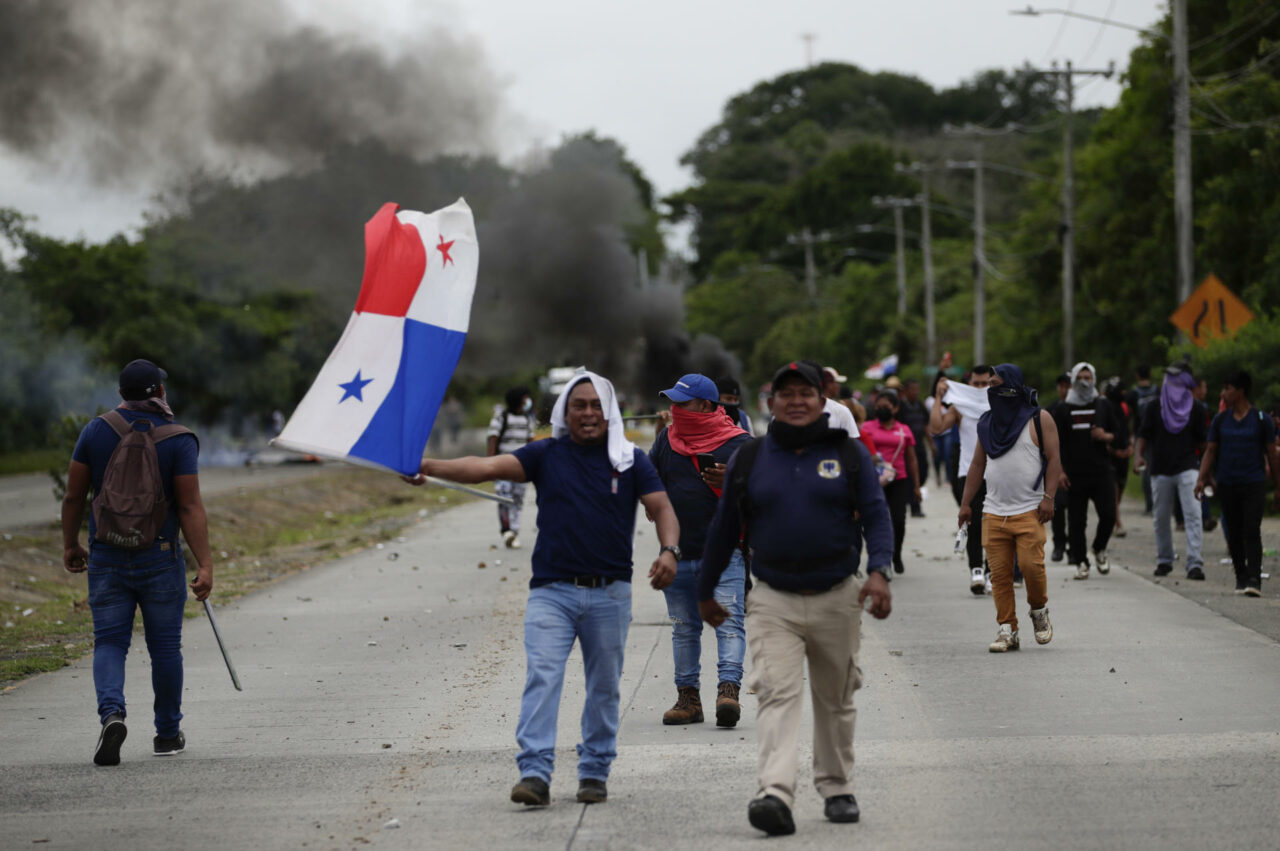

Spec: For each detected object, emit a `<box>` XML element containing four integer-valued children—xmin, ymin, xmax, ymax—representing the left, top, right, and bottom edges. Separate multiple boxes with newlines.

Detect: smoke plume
<box><xmin>1</xmin><ymin>0</ymin><xmax>740</xmax><ymax>406</ymax></box>
<box><xmin>0</xmin><ymin>0</ymin><xmax>501</xmax><ymax>184</ymax></box>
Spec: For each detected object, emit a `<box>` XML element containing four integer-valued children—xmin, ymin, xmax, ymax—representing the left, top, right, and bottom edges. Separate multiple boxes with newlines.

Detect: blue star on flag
<box><xmin>338</xmin><ymin>370</ymin><xmax>374</xmax><ymax>403</ymax></box>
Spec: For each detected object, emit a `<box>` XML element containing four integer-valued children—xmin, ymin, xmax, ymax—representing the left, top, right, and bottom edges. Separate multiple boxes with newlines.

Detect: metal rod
<box><xmin>422</xmin><ymin>476</ymin><xmax>516</xmax><ymax>505</ymax></box>
<box><xmin>202</xmin><ymin>599</ymin><xmax>243</xmax><ymax>691</ymax></box>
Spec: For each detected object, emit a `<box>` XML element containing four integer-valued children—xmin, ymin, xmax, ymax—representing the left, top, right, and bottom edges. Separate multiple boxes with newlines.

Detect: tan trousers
<box><xmin>746</xmin><ymin>576</ymin><xmax>863</xmax><ymax>808</ymax></box>
<box><xmin>982</xmin><ymin>509</ymin><xmax>1048</xmax><ymax>631</ymax></box>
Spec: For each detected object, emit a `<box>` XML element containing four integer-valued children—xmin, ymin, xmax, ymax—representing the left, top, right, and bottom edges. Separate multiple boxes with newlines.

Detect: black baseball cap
<box><xmin>119</xmin><ymin>359</ymin><xmax>167</xmax><ymax>393</ymax></box>
<box><xmin>771</xmin><ymin>361</ymin><xmax>823</xmax><ymax>392</ymax></box>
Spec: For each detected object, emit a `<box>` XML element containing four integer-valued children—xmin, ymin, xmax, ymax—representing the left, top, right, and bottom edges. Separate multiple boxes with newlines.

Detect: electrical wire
<box><xmin>1079</xmin><ymin>0</ymin><xmax>1118</xmax><ymax>65</ymax></box>
<box><xmin>1190</xmin><ymin>6</ymin><xmax>1280</xmax><ymax>74</ymax></box>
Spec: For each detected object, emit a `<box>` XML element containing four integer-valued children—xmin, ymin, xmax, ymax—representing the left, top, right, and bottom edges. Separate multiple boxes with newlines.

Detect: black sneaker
<box><xmin>510</xmin><ymin>776</ymin><xmax>550</xmax><ymax>806</ymax></box>
<box><xmin>94</xmin><ymin>714</ymin><xmax>127</xmax><ymax>766</ymax></box>
<box><xmin>576</xmin><ymin>778</ymin><xmax>607</xmax><ymax>804</ymax></box>
<box><xmin>153</xmin><ymin>730</ymin><xmax>185</xmax><ymax>756</ymax></box>
<box><xmin>824</xmin><ymin>794</ymin><xmax>860</xmax><ymax>823</ymax></box>
<box><xmin>893</xmin><ymin>556</ymin><xmax>905</xmax><ymax>575</ymax></box>
<box><xmin>1187</xmin><ymin>567</ymin><xmax>1205</xmax><ymax>581</ymax></box>
<box><xmin>748</xmin><ymin>795</ymin><xmax>795</xmax><ymax>836</ymax></box>
<box><xmin>1154</xmin><ymin>563</ymin><xmax>1174</xmax><ymax>577</ymax></box>
<box><xmin>1051</xmin><ymin>546</ymin><xmax>1065</xmax><ymax>563</ymax></box>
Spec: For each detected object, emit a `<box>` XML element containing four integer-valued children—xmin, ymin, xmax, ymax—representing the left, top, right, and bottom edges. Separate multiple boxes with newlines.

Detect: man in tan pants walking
<box><xmin>959</xmin><ymin>364</ymin><xmax>1064</xmax><ymax>652</ymax></box>
<box><xmin>697</xmin><ymin>361</ymin><xmax>894</xmax><ymax>837</ymax></box>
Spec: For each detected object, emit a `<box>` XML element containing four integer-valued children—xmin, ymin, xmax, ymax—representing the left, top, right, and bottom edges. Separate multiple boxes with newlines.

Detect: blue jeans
<box><xmin>88</xmin><ymin>540</ymin><xmax>188</xmax><ymax>737</ymax></box>
<box><xmin>662</xmin><ymin>552</ymin><xmax>746</xmax><ymax>689</ymax></box>
<box><xmin>1152</xmin><ymin>469</ymin><xmax>1203</xmax><ymax>572</ymax></box>
<box><xmin>516</xmin><ymin>580</ymin><xmax>632</xmax><ymax>783</ymax></box>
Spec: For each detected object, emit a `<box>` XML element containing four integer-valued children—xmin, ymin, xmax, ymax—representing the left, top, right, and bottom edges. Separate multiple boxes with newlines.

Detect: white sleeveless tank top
<box><xmin>983</xmin><ymin>418</ymin><xmax>1044</xmax><ymax>517</ymax></box>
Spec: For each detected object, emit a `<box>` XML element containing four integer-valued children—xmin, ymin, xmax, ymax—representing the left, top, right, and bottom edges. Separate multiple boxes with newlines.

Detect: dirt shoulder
<box><xmin>0</xmin><ymin>467</ymin><xmax>481</xmax><ymax>687</ymax></box>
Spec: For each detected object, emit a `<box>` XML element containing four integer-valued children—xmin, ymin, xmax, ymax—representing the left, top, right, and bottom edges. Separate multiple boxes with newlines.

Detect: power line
<box><xmin>1079</xmin><ymin>0</ymin><xmax>1118</xmax><ymax>65</ymax></box>
<box><xmin>1190</xmin><ymin>6</ymin><xmax>1280</xmax><ymax>74</ymax></box>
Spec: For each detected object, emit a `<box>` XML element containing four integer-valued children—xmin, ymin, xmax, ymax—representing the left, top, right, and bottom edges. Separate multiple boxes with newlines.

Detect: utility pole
<box><xmin>802</xmin><ymin>228</ymin><xmax>816</xmax><ymax>299</ymax></box>
<box><xmin>1172</xmin><ymin>0</ymin><xmax>1194</xmax><ymax>303</ymax></box>
<box><xmin>1013</xmin><ymin>4</ymin><xmax>1194</xmax><ymax>308</ymax></box>
<box><xmin>871</xmin><ymin>196</ymin><xmax>913</xmax><ymax>317</ymax></box>
<box><xmin>945</xmin><ymin>142</ymin><xmax>987</xmax><ymax>365</ymax></box>
<box><xmin>894</xmin><ymin>161</ymin><xmax>937</xmax><ymax>364</ymax></box>
<box><xmin>801</xmin><ymin>33</ymin><xmax>816</xmax><ymax>68</ymax></box>
<box><xmin>1029</xmin><ymin>60</ymin><xmax>1114</xmax><ymax>369</ymax></box>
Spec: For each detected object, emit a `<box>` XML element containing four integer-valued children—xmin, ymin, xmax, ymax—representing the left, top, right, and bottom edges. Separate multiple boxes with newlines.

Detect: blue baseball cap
<box><xmin>659</xmin><ymin>374</ymin><xmax>720</xmax><ymax>404</ymax></box>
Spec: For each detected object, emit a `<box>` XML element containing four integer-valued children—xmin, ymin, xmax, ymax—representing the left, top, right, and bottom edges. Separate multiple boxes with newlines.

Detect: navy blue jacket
<box><xmin>698</xmin><ymin>436</ymin><xmax>893</xmax><ymax>598</ymax></box>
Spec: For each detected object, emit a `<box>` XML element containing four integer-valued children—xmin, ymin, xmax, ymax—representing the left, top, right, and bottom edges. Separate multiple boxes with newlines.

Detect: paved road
<box><xmin>2</xmin><ymin>488</ymin><xmax>1279</xmax><ymax>849</ymax></box>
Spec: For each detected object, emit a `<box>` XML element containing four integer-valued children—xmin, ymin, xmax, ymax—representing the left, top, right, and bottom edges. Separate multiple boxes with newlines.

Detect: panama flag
<box><xmin>272</xmin><ymin>199</ymin><xmax>478</xmax><ymax>476</ymax></box>
<box><xmin>863</xmin><ymin>354</ymin><xmax>899</xmax><ymax>380</ymax></box>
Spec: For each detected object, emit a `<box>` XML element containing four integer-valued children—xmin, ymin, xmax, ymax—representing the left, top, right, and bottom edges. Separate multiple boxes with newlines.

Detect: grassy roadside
<box><xmin>0</xmin><ymin>467</ymin><xmax>480</xmax><ymax>688</ymax></box>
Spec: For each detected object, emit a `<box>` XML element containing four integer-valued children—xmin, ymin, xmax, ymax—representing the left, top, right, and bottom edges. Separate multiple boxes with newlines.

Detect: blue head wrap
<box><xmin>977</xmin><ymin>364</ymin><xmax>1040</xmax><ymax>459</ymax></box>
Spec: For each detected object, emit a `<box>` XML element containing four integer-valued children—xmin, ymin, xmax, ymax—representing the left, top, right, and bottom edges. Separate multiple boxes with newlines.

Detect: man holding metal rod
<box><xmin>61</xmin><ymin>359</ymin><xmax>215</xmax><ymax>765</ymax></box>
<box><xmin>405</xmin><ymin>370</ymin><xmax>680</xmax><ymax>807</ymax></box>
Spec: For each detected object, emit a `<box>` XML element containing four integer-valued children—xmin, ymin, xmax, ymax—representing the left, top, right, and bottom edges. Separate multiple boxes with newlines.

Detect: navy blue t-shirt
<box><xmin>1209</xmin><ymin>407</ymin><xmax>1276</xmax><ymax>485</ymax></box>
<box><xmin>648</xmin><ymin>429</ymin><xmax>751</xmax><ymax>560</ymax></box>
<box><xmin>72</xmin><ymin>409</ymin><xmax>200</xmax><ymax>544</ymax></box>
<box><xmin>514</xmin><ymin>437</ymin><xmax>665</xmax><ymax>588</ymax></box>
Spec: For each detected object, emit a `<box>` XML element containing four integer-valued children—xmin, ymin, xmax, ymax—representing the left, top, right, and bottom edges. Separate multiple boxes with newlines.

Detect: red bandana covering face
<box><xmin>666</xmin><ymin>404</ymin><xmax>747</xmax><ymax>457</ymax></box>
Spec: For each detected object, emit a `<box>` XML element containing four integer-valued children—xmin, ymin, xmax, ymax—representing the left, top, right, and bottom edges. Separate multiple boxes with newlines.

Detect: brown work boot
<box><xmin>715</xmin><ymin>681</ymin><xmax>741</xmax><ymax>728</ymax></box>
<box><xmin>662</xmin><ymin>686</ymin><xmax>703</xmax><ymax>725</ymax></box>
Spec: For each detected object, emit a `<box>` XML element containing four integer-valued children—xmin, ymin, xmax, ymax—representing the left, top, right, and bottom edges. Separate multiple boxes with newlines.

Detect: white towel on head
<box><xmin>549</xmin><ymin>370</ymin><xmax>636</xmax><ymax>472</ymax></box>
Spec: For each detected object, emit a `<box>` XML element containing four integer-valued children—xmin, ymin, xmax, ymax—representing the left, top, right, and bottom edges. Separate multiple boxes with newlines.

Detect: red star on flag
<box><xmin>436</xmin><ymin>234</ymin><xmax>455</xmax><ymax>266</ymax></box>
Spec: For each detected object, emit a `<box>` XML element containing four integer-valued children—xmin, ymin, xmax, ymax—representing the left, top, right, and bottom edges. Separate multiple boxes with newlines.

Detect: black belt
<box><xmin>561</xmin><ymin>576</ymin><xmax>615</xmax><ymax>588</ymax></box>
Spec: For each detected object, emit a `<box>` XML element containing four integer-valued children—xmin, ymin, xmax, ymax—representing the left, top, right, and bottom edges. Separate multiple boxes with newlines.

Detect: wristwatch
<box><xmin>660</xmin><ymin>545</ymin><xmax>682</xmax><ymax>561</ymax></box>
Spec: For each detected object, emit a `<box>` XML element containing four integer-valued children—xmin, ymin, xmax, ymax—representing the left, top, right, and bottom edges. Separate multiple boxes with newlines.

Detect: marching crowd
<box><xmin>65</xmin><ymin>354</ymin><xmax>1279</xmax><ymax>840</ymax></box>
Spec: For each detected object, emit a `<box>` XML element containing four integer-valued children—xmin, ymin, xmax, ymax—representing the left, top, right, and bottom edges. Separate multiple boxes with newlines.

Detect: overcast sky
<box><xmin>1</xmin><ymin>0</ymin><xmax>1166</xmax><ymax>244</ymax></box>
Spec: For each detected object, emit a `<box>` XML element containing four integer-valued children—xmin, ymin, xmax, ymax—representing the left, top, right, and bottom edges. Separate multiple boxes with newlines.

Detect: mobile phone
<box><xmin>696</xmin><ymin>453</ymin><xmax>718</xmax><ymax>471</ymax></box>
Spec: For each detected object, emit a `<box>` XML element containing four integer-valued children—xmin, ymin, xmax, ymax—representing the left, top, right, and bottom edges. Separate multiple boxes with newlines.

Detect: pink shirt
<box><xmin>860</xmin><ymin>419</ymin><xmax>916</xmax><ymax>480</ymax></box>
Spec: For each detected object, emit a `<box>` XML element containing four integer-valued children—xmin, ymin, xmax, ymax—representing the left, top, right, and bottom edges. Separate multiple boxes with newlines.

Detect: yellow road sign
<box><xmin>1169</xmin><ymin>274</ymin><xmax>1255</xmax><ymax>347</ymax></box>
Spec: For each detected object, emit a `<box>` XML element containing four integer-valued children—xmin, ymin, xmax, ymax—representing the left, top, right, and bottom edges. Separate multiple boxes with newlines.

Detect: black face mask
<box><xmin>876</xmin><ymin>407</ymin><xmax>894</xmax><ymax>422</ymax></box>
<box><xmin>722</xmin><ymin>403</ymin><xmax>741</xmax><ymax>424</ymax></box>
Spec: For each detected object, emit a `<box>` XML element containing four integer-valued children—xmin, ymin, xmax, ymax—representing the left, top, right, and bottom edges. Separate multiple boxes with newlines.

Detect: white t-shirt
<box><xmin>824</xmin><ymin>397</ymin><xmax>859</xmax><ymax>437</ymax></box>
<box><xmin>487</xmin><ymin>406</ymin><xmax>534</xmax><ymax>454</ymax></box>
<box><xmin>943</xmin><ymin>382</ymin><xmax>989</xmax><ymax>480</ymax></box>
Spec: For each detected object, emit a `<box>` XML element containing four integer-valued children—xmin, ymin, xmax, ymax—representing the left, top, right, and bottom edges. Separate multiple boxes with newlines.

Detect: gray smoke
<box><xmin>0</xmin><ymin>0</ymin><xmax>501</xmax><ymax>183</ymax></box>
<box><xmin>1</xmin><ymin>0</ymin><xmax>738</xmax><ymax>402</ymax></box>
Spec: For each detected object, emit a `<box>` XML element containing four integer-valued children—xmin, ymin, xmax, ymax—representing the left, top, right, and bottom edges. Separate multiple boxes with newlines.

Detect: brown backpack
<box><xmin>92</xmin><ymin>410</ymin><xmax>195</xmax><ymax>549</ymax></box>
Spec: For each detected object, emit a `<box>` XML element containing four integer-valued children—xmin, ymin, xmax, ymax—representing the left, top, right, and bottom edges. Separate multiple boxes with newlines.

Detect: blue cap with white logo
<box><xmin>659</xmin><ymin>373</ymin><xmax>720</xmax><ymax>404</ymax></box>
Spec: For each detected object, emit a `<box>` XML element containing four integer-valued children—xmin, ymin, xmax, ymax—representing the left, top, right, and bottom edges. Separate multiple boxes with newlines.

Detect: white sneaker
<box><xmin>984</xmin><ymin>574</ymin><xmax>993</xmax><ymax>595</ymax></box>
<box><xmin>1072</xmin><ymin>562</ymin><xmax>1090</xmax><ymax>581</ymax></box>
<box><xmin>970</xmin><ymin>568</ymin><xmax>986</xmax><ymax>596</ymax></box>
<box><xmin>988</xmin><ymin>624</ymin><xmax>1020</xmax><ymax>653</ymax></box>
<box><xmin>503</xmin><ymin>530</ymin><xmax>516</xmax><ymax>548</ymax></box>
<box><xmin>1093</xmin><ymin>549</ymin><xmax>1110</xmax><ymax>575</ymax></box>
<box><xmin>509</xmin><ymin>535</ymin><xmax>522</xmax><ymax>550</ymax></box>
<box><xmin>1029</xmin><ymin>606</ymin><xmax>1053</xmax><ymax>645</ymax></box>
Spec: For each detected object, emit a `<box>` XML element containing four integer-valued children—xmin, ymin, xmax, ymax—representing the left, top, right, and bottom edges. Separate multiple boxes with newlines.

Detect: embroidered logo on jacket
<box><xmin>818</xmin><ymin>459</ymin><xmax>842</xmax><ymax>479</ymax></box>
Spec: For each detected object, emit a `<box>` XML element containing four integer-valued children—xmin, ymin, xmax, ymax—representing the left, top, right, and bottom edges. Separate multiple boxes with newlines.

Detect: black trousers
<box><xmin>956</xmin><ymin>475</ymin><xmax>986</xmax><ymax>569</ymax></box>
<box><xmin>1067</xmin><ymin>472</ymin><xmax>1116</xmax><ymax>564</ymax></box>
<box><xmin>909</xmin><ymin>442</ymin><xmax>929</xmax><ymax>513</ymax></box>
<box><xmin>1051</xmin><ymin>486</ymin><xmax>1068</xmax><ymax>551</ymax></box>
<box><xmin>1219</xmin><ymin>481</ymin><xmax>1266</xmax><ymax>590</ymax></box>
<box><xmin>884</xmin><ymin>478</ymin><xmax>911</xmax><ymax>567</ymax></box>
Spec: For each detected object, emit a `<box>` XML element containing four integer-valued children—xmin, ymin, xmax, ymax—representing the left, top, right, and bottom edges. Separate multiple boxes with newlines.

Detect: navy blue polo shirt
<box><xmin>698</xmin><ymin>436</ymin><xmax>893</xmax><ymax>597</ymax></box>
<box><xmin>514</xmin><ymin>437</ymin><xmax>665</xmax><ymax>588</ymax></box>
<box><xmin>648</xmin><ymin>428</ymin><xmax>751</xmax><ymax>560</ymax></box>
<box><xmin>72</xmin><ymin>409</ymin><xmax>200</xmax><ymax>544</ymax></box>
<box><xmin>1209</xmin><ymin>407</ymin><xmax>1276</xmax><ymax>485</ymax></box>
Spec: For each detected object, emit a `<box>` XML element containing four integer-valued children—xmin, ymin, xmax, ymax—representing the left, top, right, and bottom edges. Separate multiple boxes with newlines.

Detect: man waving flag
<box><xmin>273</xmin><ymin>199</ymin><xmax>479</xmax><ymax>476</ymax></box>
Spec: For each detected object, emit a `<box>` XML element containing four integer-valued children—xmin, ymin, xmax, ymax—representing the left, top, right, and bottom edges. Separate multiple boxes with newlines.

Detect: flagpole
<box><xmin>419</xmin><ymin>475</ymin><xmax>516</xmax><ymax>505</ymax></box>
